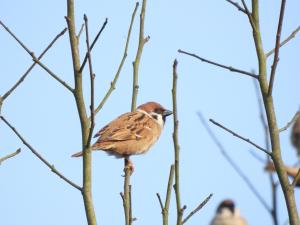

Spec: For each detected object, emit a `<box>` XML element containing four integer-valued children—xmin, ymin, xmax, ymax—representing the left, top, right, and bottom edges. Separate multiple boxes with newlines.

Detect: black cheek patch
<box><xmin>152</xmin><ymin>114</ymin><xmax>158</xmax><ymax>120</ymax></box>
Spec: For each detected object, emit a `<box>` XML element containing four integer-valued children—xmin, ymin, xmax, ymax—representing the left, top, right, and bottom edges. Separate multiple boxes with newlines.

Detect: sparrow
<box><xmin>291</xmin><ymin>114</ymin><xmax>300</xmax><ymax>157</ymax></box>
<box><xmin>210</xmin><ymin>199</ymin><xmax>248</xmax><ymax>225</ymax></box>
<box><xmin>72</xmin><ymin>101</ymin><xmax>172</xmax><ymax>170</ymax></box>
<box><xmin>265</xmin><ymin>162</ymin><xmax>300</xmax><ymax>187</ymax></box>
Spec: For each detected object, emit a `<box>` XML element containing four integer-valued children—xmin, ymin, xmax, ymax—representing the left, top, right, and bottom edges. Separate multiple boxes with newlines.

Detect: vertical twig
<box><xmin>84</xmin><ymin>14</ymin><xmax>95</xmax><ymax>145</ymax></box>
<box><xmin>123</xmin><ymin>156</ymin><xmax>131</xmax><ymax>225</ymax></box>
<box><xmin>156</xmin><ymin>164</ymin><xmax>175</xmax><ymax>225</ymax></box>
<box><xmin>251</xmin><ymin>0</ymin><xmax>300</xmax><ymax>224</ymax></box>
<box><xmin>163</xmin><ymin>165</ymin><xmax>175</xmax><ymax>225</ymax></box>
<box><xmin>253</xmin><ymin>80</ymin><xmax>279</xmax><ymax>225</ymax></box>
<box><xmin>268</xmin><ymin>0</ymin><xmax>286</xmax><ymax>96</ymax></box>
<box><xmin>172</xmin><ymin>59</ymin><xmax>184</xmax><ymax>225</ymax></box>
<box><xmin>131</xmin><ymin>0</ymin><xmax>149</xmax><ymax>111</ymax></box>
<box><xmin>66</xmin><ymin>1</ymin><xmax>97</xmax><ymax>225</ymax></box>
<box><xmin>123</xmin><ymin>1</ymin><xmax>148</xmax><ymax>225</ymax></box>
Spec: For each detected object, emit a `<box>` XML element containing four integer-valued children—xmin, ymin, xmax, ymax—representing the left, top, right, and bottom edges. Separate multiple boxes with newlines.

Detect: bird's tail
<box><xmin>71</xmin><ymin>151</ymin><xmax>83</xmax><ymax>157</ymax></box>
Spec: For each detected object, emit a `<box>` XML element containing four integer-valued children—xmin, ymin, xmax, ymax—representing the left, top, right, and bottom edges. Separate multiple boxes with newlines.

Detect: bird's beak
<box><xmin>163</xmin><ymin>110</ymin><xmax>173</xmax><ymax>117</ymax></box>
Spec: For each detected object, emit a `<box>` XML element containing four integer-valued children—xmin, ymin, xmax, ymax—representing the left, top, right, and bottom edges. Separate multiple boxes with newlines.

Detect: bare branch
<box><xmin>241</xmin><ymin>0</ymin><xmax>251</xmax><ymax>14</ymax></box>
<box><xmin>172</xmin><ymin>59</ymin><xmax>184</xmax><ymax>225</ymax></box>
<box><xmin>93</xmin><ymin>2</ymin><xmax>139</xmax><ymax>117</ymax></box>
<box><xmin>0</xmin><ymin>20</ymin><xmax>33</xmax><ymax>55</ymax></box>
<box><xmin>0</xmin><ymin>115</ymin><xmax>81</xmax><ymax>191</ymax></box>
<box><xmin>79</xmin><ymin>18</ymin><xmax>108</xmax><ymax>72</ymax></box>
<box><xmin>0</xmin><ymin>148</ymin><xmax>21</xmax><ymax>165</ymax></box>
<box><xmin>156</xmin><ymin>193</ymin><xmax>164</xmax><ymax>211</ymax></box>
<box><xmin>251</xmin><ymin>0</ymin><xmax>300</xmax><ymax>223</ymax></box>
<box><xmin>31</xmin><ymin>57</ymin><xmax>74</xmax><ymax>92</ymax></box>
<box><xmin>209</xmin><ymin>118</ymin><xmax>271</xmax><ymax>155</ymax></box>
<box><xmin>0</xmin><ymin>20</ymin><xmax>73</xmax><ymax>92</ymax></box>
<box><xmin>266</xmin><ymin>26</ymin><xmax>300</xmax><ymax>58</ymax></box>
<box><xmin>84</xmin><ymin>14</ymin><xmax>95</xmax><ymax>146</ymax></box>
<box><xmin>197</xmin><ymin>112</ymin><xmax>272</xmax><ymax>213</ymax></box>
<box><xmin>253</xmin><ymin>80</ymin><xmax>279</xmax><ymax>225</ymax></box>
<box><xmin>129</xmin><ymin>185</ymin><xmax>134</xmax><ymax>223</ymax></box>
<box><xmin>121</xmin><ymin>3</ymin><xmax>142</xmax><ymax>225</ymax></box>
<box><xmin>123</xmin><ymin>157</ymin><xmax>132</xmax><ymax>225</ymax></box>
<box><xmin>225</xmin><ymin>0</ymin><xmax>246</xmax><ymax>14</ymax></box>
<box><xmin>279</xmin><ymin>111</ymin><xmax>300</xmax><ymax>132</ymax></box>
<box><xmin>157</xmin><ymin>164</ymin><xmax>175</xmax><ymax>225</ymax></box>
<box><xmin>291</xmin><ymin>168</ymin><xmax>300</xmax><ymax>187</ymax></box>
<box><xmin>77</xmin><ymin>23</ymin><xmax>85</xmax><ymax>41</ymax></box>
<box><xmin>182</xmin><ymin>193</ymin><xmax>213</xmax><ymax>224</ymax></box>
<box><xmin>178</xmin><ymin>49</ymin><xmax>259</xmax><ymax>79</ymax></box>
<box><xmin>240</xmin><ymin>0</ymin><xmax>256</xmax><ymax>30</ymax></box>
<box><xmin>1</xmin><ymin>28</ymin><xmax>68</xmax><ymax>101</ymax></box>
<box><xmin>268</xmin><ymin>0</ymin><xmax>287</xmax><ymax>96</ymax></box>
<box><xmin>131</xmin><ymin>0</ymin><xmax>149</xmax><ymax>111</ymax></box>
<box><xmin>164</xmin><ymin>164</ymin><xmax>175</xmax><ymax>213</ymax></box>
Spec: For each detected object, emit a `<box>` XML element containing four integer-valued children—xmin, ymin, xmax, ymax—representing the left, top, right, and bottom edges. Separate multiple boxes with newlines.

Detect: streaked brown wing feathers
<box><xmin>94</xmin><ymin>111</ymin><xmax>154</xmax><ymax>142</ymax></box>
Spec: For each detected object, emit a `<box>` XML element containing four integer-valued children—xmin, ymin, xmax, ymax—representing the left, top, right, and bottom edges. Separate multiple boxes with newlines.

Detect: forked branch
<box><xmin>79</xmin><ymin>18</ymin><xmax>108</xmax><ymax>72</ymax></box>
<box><xmin>0</xmin><ymin>21</ymin><xmax>73</xmax><ymax>92</ymax></box>
<box><xmin>1</xmin><ymin>28</ymin><xmax>67</xmax><ymax>101</ymax></box>
<box><xmin>225</xmin><ymin>0</ymin><xmax>246</xmax><ymax>14</ymax></box>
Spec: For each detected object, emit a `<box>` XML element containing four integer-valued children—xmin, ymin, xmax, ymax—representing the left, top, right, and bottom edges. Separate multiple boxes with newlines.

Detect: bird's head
<box><xmin>137</xmin><ymin>102</ymin><xmax>172</xmax><ymax>127</ymax></box>
<box><xmin>217</xmin><ymin>199</ymin><xmax>235</xmax><ymax>214</ymax></box>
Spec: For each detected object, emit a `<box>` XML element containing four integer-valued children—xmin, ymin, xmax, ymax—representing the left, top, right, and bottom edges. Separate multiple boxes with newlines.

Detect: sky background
<box><xmin>1</xmin><ymin>1</ymin><xmax>300</xmax><ymax>225</ymax></box>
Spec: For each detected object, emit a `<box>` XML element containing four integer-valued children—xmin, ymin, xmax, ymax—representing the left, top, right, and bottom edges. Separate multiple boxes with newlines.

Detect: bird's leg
<box><xmin>124</xmin><ymin>155</ymin><xmax>134</xmax><ymax>175</ymax></box>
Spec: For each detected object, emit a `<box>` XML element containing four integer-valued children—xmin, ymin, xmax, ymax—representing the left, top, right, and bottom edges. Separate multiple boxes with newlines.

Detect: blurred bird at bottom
<box><xmin>210</xmin><ymin>199</ymin><xmax>248</xmax><ymax>225</ymax></box>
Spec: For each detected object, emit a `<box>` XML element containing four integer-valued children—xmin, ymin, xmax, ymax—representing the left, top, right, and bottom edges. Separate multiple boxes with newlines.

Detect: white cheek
<box><xmin>137</xmin><ymin>109</ymin><xmax>164</xmax><ymax>128</ymax></box>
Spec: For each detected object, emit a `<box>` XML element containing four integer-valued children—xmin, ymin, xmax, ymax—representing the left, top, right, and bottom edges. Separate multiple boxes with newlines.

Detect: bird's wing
<box><xmin>94</xmin><ymin>111</ymin><xmax>154</xmax><ymax>142</ymax></box>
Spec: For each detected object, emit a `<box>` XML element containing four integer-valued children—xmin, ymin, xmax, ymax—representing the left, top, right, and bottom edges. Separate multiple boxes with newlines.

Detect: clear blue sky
<box><xmin>1</xmin><ymin>1</ymin><xmax>299</xmax><ymax>225</ymax></box>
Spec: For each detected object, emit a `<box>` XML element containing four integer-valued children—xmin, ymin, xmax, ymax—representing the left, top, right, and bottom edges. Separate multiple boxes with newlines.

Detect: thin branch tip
<box><xmin>182</xmin><ymin>193</ymin><xmax>213</xmax><ymax>224</ymax></box>
<box><xmin>225</xmin><ymin>0</ymin><xmax>247</xmax><ymax>13</ymax></box>
<box><xmin>0</xmin><ymin>116</ymin><xmax>81</xmax><ymax>190</ymax></box>
<box><xmin>209</xmin><ymin>118</ymin><xmax>271</xmax><ymax>155</ymax></box>
<box><xmin>0</xmin><ymin>148</ymin><xmax>21</xmax><ymax>165</ymax></box>
<box><xmin>178</xmin><ymin>49</ymin><xmax>259</xmax><ymax>79</ymax></box>
<box><xmin>268</xmin><ymin>0</ymin><xmax>286</xmax><ymax>96</ymax></box>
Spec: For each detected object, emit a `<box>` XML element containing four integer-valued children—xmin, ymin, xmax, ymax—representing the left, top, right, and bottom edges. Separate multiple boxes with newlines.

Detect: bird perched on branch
<box><xmin>291</xmin><ymin>114</ymin><xmax>300</xmax><ymax>157</ymax></box>
<box><xmin>72</xmin><ymin>101</ymin><xmax>172</xmax><ymax>171</ymax></box>
<box><xmin>210</xmin><ymin>199</ymin><xmax>248</xmax><ymax>225</ymax></box>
